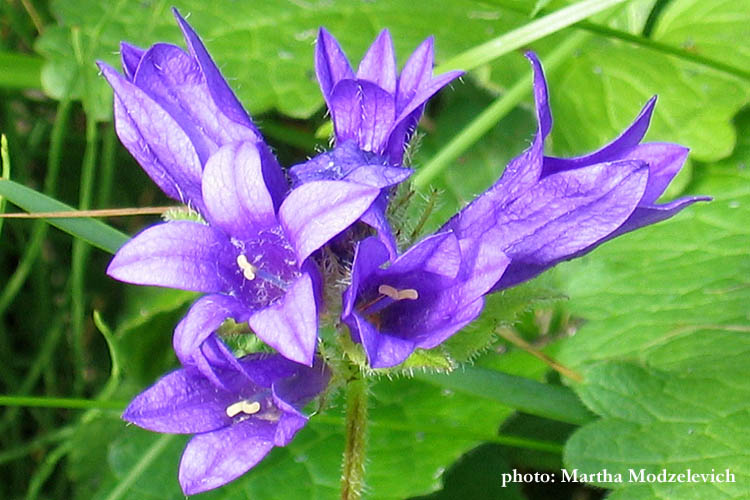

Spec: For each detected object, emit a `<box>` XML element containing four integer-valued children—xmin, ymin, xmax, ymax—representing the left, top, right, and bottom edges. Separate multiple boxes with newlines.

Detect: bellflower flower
<box><xmin>98</xmin><ymin>8</ymin><xmax>286</xmax><ymax>215</ymax></box>
<box><xmin>101</xmin><ymin>13</ymin><xmax>381</xmax><ymax>371</ymax></box>
<box><xmin>290</xmin><ymin>29</ymin><xmax>463</xmax><ymax>257</ymax></box>
<box><xmin>343</xmin><ymin>52</ymin><xmax>708</xmax><ymax>368</ymax></box>
<box><xmin>341</xmin><ymin>231</ymin><xmax>510</xmax><ymax>368</ymax></box>
<box><xmin>443</xmin><ymin>52</ymin><xmax>711</xmax><ymax>291</ymax></box>
<box><xmin>123</xmin><ymin>353</ymin><xmax>330</xmax><ymax>495</ymax></box>
<box><xmin>107</xmin><ymin>140</ymin><xmax>379</xmax><ymax>372</ymax></box>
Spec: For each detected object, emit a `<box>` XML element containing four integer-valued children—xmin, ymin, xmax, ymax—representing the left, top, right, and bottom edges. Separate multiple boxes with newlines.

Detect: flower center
<box><xmin>235</xmin><ymin>253</ymin><xmax>289</xmax><ymax>291</ymax></box>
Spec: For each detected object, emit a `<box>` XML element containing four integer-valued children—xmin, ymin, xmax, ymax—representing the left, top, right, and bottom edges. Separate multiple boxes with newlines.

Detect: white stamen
<box><xmin>236</xmin><ymin>254</ymin><xmax>257</xmax><ymax>280</ymax></box>
<box><xmin>225</xmin><ymin>400</ymin><xmax>261</xmax><ymax>418</ymax></box>
<box><xmin>378</xmin><ymin>284</ymin><xmax>419</xmax><ymax>301</ymax></box>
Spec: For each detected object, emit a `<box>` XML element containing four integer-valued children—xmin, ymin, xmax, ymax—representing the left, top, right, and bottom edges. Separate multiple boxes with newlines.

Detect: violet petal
<box><xmin>201</xmin><ymin>142</ymin><xmax>278</xmax><ymax>237</ymax></box>
<box><xmin>106</xmin><ymin>221</ymin><xmax>231</xmax><ymax>292</ymax></box>
<box><xmin>178</xmin><ymin>421</ymin><xmax>276</xmax><ymax>495</ymax></box>
<box><xmin>248</xmin><ymin>273</ymin><xmax>318</xmax><ymax>366</ymax></box>
<box><xmin>279</xmin><ymin>180</ymin><xmax>380</xmax><ymax>263</ymax></box>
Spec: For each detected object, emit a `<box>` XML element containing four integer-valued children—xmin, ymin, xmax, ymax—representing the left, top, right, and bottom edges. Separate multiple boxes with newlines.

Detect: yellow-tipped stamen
<box><xmin>236</xmin><ymin>254</ymin><xmax>257</xmax><ymax>281</ymax></box>
<box><xmin>225</xmin><ymin>400</ymin><xmax>261</xmax><ymax>418</ymax></box>
<box><xmin>377</xmin><ymin>284</ymin><xmax>419</xmax><ymax>301</ymax></box>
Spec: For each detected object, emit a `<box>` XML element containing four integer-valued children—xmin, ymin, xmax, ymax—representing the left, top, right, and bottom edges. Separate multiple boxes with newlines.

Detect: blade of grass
<box><xmin>0</xmin><ymin>395</ymin><xmax>126</xmax><ymax>411</ymax></box>
<box><xmin>0</xmin><ymin>52</ymin><xmax>43</xmax><ymax>90</ymax></box>
<box><xmin>416</xmin><ymin>366</ymin><xmax>594</xmax><ymax>426</ymax></box>
<box><xmin>480</xmin><ymin>0</ymin><xmax>750</xmax><ymax>81</ymax></box>
<box><xmin>435</xmin><ymin>0</ymin><xmax>626</xmax><ymax>74</ymax></box>
<box><xmin>414</xmin><ymin>31</ymin><xmax>587</xmax><ymax>189</ymax></box>
<box><xmin>25</xmin><ymin>441</ymin><xmax>74</xmax><ymax>500</ymax></box>
<box><xmin>71</xmin><ymin>117</ymin><xmax>99</xmax><ymax>395</ymax></box>
<box><xmin>0</xmin><ymin>134</ymin><xmax>10</xmax><ymax>238</ymax></box>
<box><xmin>0</xmin><ymin>321</ymin><xmax>66</xmax><ymax>434</ymax></box>
<box><xmin>0</xmin><ymin>179</ymin><xmax>129</xmax><ymax>254</ymax></box>
<box><xmin>101</xmin><ymin>434</ymin><xmax>177</xmax><ymax>500</ymax></box>
<box><xmin>0</xmin><ymin>426</ymin><xmax>74</xmax><ymax>466</ymax></box>
<box><xmin>0</xmin><ymin>100</ymin><xmax>73</xmax><ymax>319</ymax></box>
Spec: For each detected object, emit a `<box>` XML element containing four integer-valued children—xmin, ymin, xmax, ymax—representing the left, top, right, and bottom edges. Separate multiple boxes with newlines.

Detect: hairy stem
<box><xmin>341</xmin><ymin>375</ymin><xmax>368</xmax><ymax>500</ymax></box>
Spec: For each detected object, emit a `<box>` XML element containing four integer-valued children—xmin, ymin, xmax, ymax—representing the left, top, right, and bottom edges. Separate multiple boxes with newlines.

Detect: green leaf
<box><xmin>0</xmin><ymin>179</ymin><xmax>128</xmax><ymax>253</ymax></box>
<box><xmin>38</xmin><ymin>0</ymin><xmax>625</xmax><ymax>122</ymax></box>
<box><xmin>0</xmin><ymin>52</ymin><xmax>43</xmax><ymax>90</ymax></box>
<box><xmin>554</xmin><ymin>119</ymin><xmax>750</xmax><ymax>498</ymax></box>
<box><xmin>564</xmin><ymin>362</ymin><xmax>749</xmax><ymax>499</ymax></box>
<box><xmin>548</xmin><ymin>0</ymin><xmax>750</xmax><ymax>162</ymax></box>
<box><xmin>417</xmin><ymin>366</ymin><xmax>594</xmax><ymax>426</ymax></box>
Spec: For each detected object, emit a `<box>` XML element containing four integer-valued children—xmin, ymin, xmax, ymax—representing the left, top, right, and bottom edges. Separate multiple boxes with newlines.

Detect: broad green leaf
<box><xmin>553</xmin><ymin>122</ymin><xmax>750</xmax><ymax>498</ymax></box>
<box><xmin>547</xmin><ymin>0</ymin><xmax>750</xmax><ymax>162</ymax></box>
<box><xmin>548</xmin><ymin>40</ymin><xmax>749</xmax><ymax>162</ymax></box>
<box><xmin>0</xmin><ymin>179</ymin><xmax>128</xmax><ymax>253</ymax></box>
<box><xmin>417</xmin><ymin>366</ymin><xmax>594</xmax><ymax>426</ymax></box>
<box><xmin>37</xmin><ymin>0</ymin><xmax>528</xmax><ymax>120</ymax></box>
<box><xmin>564</xmin><ymin>362</ymin><xmax>749</xmax><ymax>499</ymax></box>
<box><xmin>653</xmin><ymin>0</ymin><xmax>750</xmax><ymax>71</ymax></box>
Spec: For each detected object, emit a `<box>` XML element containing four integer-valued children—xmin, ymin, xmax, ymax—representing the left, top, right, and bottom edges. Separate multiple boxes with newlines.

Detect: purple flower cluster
<box><xmin>102</xmin><ymin>9</ymin><xmax>706</xmax><ymax>494</ymax></box>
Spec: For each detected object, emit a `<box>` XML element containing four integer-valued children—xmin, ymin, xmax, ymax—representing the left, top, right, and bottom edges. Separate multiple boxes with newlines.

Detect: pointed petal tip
<box><xmin>524</xmin><ymin>50</ymin><xmax>541</xmax><ymax>64</ymax></box>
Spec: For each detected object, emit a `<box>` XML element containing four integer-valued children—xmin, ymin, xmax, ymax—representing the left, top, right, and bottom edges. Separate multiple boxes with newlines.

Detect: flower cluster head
<box><xmin>102</xmin><ymin>9</ymin><xmax>707</xmax><ymax>494</ymax></box>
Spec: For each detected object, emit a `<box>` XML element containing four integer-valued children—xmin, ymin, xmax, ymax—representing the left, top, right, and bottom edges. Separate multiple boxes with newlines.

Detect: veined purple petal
<box><xmin>542</xmin><ymin>97</ymin><xmax>657</xmax><ymax>176</ymax></box>
<box><xmin>107</xmin><ymin>221</ymin><xmax>231</xmax><ymax>292</ymax></box>
<box><xmin>98</xmin><ymin>62</ymin><xmax>204</xmax><ymax>209</ymax></box>
<box><xmin>173</xmin><ymin>294</ymin><xmax>247</xmax><ymax>368</ymax></box>
<box><xmin>626</xmin><ymin>143</ymin><xmax>689</xmax><ymax>204</ymax></box>
<box><xmin>396</xmin><ymin>36</ymin><xmax>434</xmax><ymax>112</ymax></box>
<box><xmin>357</xmin><ymin>29</ymin><xmax>397</xmax><ymax>95</ymax></box>
<box><xmin>500</xmin><ymin>160</ymin><xmax>649</xmax><ymax>264</ymax></box>
<box><xmin>349</xmin><ymin>309</ymin><xmax>416</xmax><ymax>369</ymax></box>
<box><xmin>345</xmin><ymin>164</ymin><xmax>411</xmax><ymax>189</ymax></box>
<box><xmin>525</xmin><ymin>52</ymin><xmax>552</xmax><ymax>139</ymax></box>
<box><xmin>315</xmin><ymin>27</ymin><xmax>354</xmax><ymax>101</ymax></box>
<box><xmin>391</xmin><ymin>70</ymin><xmax>462</xmax><ymax>132</ymax></box>
<box><xmin>360</xmin><ymin>196</ymin><xmax>399</xmax><ymax>259</ymax></box>
<box><xmin>412</xmin><ymin>297</ymin><xmax>485</xmax><ymax>351</ymax></box>
<box><xmin>609</xmin><ymin>195</ymin><xmax>711</xmax><ymax>238</ymax></box>
<box><xmin>248</xmin><ymin>273</ymin><xmax>318</xmax><ymax>366</ymax></box>
<box><xmin>279</xmin><ymin>180</ymin><xmax>380</xmax><ymax>263</ymax></box>
<box><xmin>272</xmin><ymin>358</ymin><xmax>331</xmax><ymax>411</ymax></box>
<box><xmin>173</xmin><ymin>8</ymin><xmax>262</xmax><ymax>137</ymax></box>
<box><xmin>120</xmin><ymin>42</ymin><xmax>145</xmax><ymax>81</ymax></box>
<box><xmin>133</xmin><ymin>43</ymin><xmax>258</xmax><ymax>164</ymax></box>
<box><xmin>387</xmin><ymin>232</ymin><xmax>461</xmax><ymax>279</ymax></box>
<box><xmin>122</xmin><ymin>363</ymin><xmax>251</xmax><ymax>434</ymax></box>
<box><xmin>202</xmin><ymin>142</ymin><xmax>278</xmax><ymax>237</ymax></box>
<box><xmin>490</xmin><ymin>160</ymin><xmax>650</xmax><ymax>290</ymax></box>
<box><xmin>328</xmin><ymin>79</ymin><xmax>361</xmax><ymax>144</ymax></box>
<box><xmin>179</xmin><ymin>420</ymin><xmax>276</xmax><ymax>495</ymax></box>
<box><xmin>329</xmin><ymin>79</ymin><xmax>395</xmax><ymax>153</ymax></box>
<box><xmin>191</xmin><ymin>335</ymin><xmax>249</xmax><ymax>389</ymax></box>
<box><xmin>342</xmin><ymin>237</ymin><xmax>390</xmax><ymax>318</ymax></box>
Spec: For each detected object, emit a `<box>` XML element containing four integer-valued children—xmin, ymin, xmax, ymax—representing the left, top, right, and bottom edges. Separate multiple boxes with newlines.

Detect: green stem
<box><xmin>71</xmin><ymin>117</ymin><xmax>99</xmax><ymax>395</ymax></box>
<box><xmin>0</xmin><ymin>395</ymin><xmax>126</xmax><ymax>411</ymax></box>
<box><xmin>434</xmin><ymin>0</ymin><xmax>626</xmax><ymax>74</ymax></box>
<box><xmin>414</xmin><ymin>32</ymin><xmax>587</xmax><ymax>189</ymax></box>
<box><xmin>0</xmin><ymin>100</ymin><xmax>71</xmax><ymax>317</ymax></box>
<box><xmin>341</xmin><ymin>375</ymin><xmax>369</xmax><ymax>500</ymax></box>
